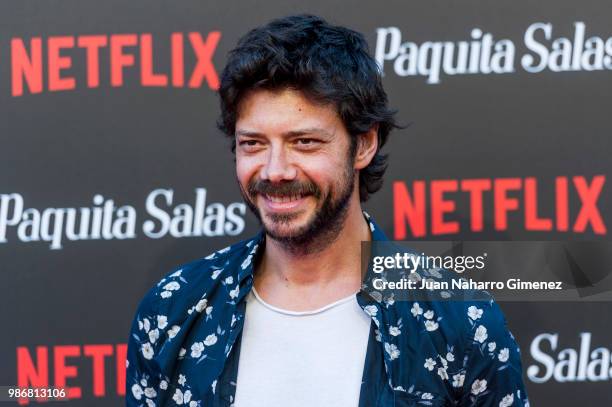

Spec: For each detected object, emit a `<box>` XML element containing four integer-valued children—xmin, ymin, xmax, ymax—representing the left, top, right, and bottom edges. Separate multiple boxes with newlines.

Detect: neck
<box><xmin>254</xmin><ymin>193</ymin><xmax>372</xmax><ymax>310</ymax></box>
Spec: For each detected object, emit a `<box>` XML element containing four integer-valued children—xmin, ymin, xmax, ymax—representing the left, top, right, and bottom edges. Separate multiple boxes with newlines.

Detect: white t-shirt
<box><xmin>233</xmin><ymin>287</ymin><xmax>372</xmax><ymax>407</ymax></box>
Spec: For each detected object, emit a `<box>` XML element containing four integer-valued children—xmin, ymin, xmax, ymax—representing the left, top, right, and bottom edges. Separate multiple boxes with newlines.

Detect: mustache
<box><xmin>247</xmin><ymin>179</ymin><xmax>321</xmax><ymax>198</ymax></box>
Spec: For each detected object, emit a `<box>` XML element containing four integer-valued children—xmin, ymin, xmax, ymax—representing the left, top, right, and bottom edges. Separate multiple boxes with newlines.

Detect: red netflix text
<box><xmin>16</xmin><ymin>344</ymin><xmax>127</xmax><ymax>405</ymax></box>
<box><xmin>10</xmin><ymin>32</ymin><xmax>221</xmax><ymax>96</ymax></box>
<box><xmin>393</xmin><ymin>175</ymin><xmax>607</xmax><ymax>238</ymax></box>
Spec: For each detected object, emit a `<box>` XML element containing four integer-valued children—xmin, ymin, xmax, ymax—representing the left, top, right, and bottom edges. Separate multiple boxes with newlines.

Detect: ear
<box><xmin>353</xmin><ymin>124</ymin><xmax>379</xmax><ymax>170</ymax></box>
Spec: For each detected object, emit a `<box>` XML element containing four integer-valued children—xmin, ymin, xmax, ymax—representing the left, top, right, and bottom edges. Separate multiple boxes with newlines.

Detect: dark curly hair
<box><xmin>217</xmin><ymin>14</ymin><xmax>400</xmax><ymax>201</ymax></box>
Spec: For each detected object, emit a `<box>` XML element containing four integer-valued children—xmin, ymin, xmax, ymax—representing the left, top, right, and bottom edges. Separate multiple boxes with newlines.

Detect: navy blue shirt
<box><xmin>126</xmin><ymin>212</ymin><xmax>529</xmax><ymax>406</ymax></box>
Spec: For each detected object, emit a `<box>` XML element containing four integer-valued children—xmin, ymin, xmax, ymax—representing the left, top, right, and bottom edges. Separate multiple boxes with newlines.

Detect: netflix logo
<box><xmin>16</xmin><ymin>344</ymin><xmax>127</xmax><ymax>405</ymax></box>
<box><xmin>9</xmin><ymin>31</ymin><xmax>221</xmax><ymax>96</ymax></box>
<box><xmin>393</xmin><ymin>175</ymin><xmax>607</xmax><ymax>238</ymax></box>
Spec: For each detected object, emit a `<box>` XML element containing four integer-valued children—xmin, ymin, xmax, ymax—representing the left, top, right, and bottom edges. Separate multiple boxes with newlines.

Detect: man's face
<box><xmin>234</xmin><ymin>88</ymin><xmax>357</xmax><ymax>250</ymax></box>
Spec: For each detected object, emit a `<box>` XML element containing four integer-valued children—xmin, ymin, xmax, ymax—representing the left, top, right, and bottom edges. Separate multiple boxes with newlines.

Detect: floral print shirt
<box><xmin>126</xmin><ymin>212</ymin><xmax>530</xmax><ymax>406</ymax></box>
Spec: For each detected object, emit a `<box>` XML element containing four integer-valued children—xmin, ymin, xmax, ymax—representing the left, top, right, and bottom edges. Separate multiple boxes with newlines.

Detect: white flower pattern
<box><xmin>471</xmin><ymin>379</ymin><xmax>488</xmax><ymax>395</ymax></box>
<box><xmin>424</xmin><ymin>358</ymin><xmax>436</xmax><ymax>371</ymax></box>
<box><xmin>468</xmin><ymin>305</ymin><xmax>483</xmax><ymax>320</ymax></box>
<box><xmin>141</xmin><ymin>342</ymin><xmax>154</xmax><ymax>360</ymax></box>
<box><xmin>452</xmin><ymin>373</ymin><xmax>465</xmax><ymax>388</ymax></box>
<box><xmin>384</xmin><ymin>342</ymin><xmax>400</xmax><ymax>360</ymax></box>
<box><xmin>499</xmin><ymin>348</ymin><xmax>510</xmax><ymax>362</ymax></box>
<box><xmin>190</xmin><ymin>342</ymin><xmax>204</xmax><ymax>358</ymax></box>
<box><xmin>411</xmin><ymin>302</ymin><xmax>423</xmax><ymax>317</ymax></box>
<box><xmin>500</xmin><ymin>393</ymin><xmax>514</xmax><ymax>407</ymax></box>
<box><xmin>168</xmin><ymin>325</ymin><xmax>181</xmax><ymax>339</ymax></box>
<box><xmin>425</xmin><ymin>320</ymin><xmax>439</xmax><ymax>332</ymax></box>
<box><xmin>474</xmin><ymin>325</ymin><xmax>488</xmax><ymax>343</ymax></box>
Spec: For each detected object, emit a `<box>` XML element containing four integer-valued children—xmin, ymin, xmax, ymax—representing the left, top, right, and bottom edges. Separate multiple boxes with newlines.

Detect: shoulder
<box><xmin>134</xmin><ymin>234</ymin><xmax>260</xmax><ymax>320</ymax></box>
<box><xmin>126</xmin><ymin>234</ymin><xmax>260</xmax><ymax>366</ymax></box>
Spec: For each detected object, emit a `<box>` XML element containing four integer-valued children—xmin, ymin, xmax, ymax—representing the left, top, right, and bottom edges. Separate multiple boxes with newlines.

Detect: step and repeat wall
<box><xmin>1</xmin><ymin>1</ymin><xmax>610</xmax><ymax>406</ymax></box>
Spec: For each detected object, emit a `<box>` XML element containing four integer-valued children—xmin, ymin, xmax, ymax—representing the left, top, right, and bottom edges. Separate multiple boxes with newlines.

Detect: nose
<box><xmin>260</xmin><ymin>144</ymin><xmax>297</xmax><ymax>182</ymax></box>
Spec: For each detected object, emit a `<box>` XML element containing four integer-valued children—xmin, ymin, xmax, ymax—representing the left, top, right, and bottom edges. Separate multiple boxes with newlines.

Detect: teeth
<box><xmin>265</xmin><ymin>194</ymin><xmax>303</xmax><ymax>203</ymax></box>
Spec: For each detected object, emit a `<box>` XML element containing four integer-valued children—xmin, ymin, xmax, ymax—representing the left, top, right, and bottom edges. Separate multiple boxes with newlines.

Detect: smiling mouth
<box><xmin>260</xmin><ymin>193</ymin><xmax>312</xmax><ymax>212</ymax></box>
<box><xmin>263</xmin><ymin>193</ymin><xmax>307</xmax><ymax>203</ymax></box>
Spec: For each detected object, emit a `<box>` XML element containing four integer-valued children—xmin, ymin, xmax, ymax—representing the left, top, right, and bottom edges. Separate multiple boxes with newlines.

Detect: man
<box><xmin>126</xmin><ymin>14</ymin><xmax>529</xmax><ymax>407</ymax></box>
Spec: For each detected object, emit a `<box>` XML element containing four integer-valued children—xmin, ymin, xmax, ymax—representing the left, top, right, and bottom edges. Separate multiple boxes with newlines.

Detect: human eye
<box><xmin>237</xmin><ymin>138</ymin><xmax>264</xmax><ymax>151</ymax></box>
<box><xmin>294</xmin><ymin>138</ymin><xmax>321</xmax><ymax>149</ymax></box>
<box><xmin>240</xmin><ymin>140</ymin><xmax>259</xmax><ymax>146</ymax></box>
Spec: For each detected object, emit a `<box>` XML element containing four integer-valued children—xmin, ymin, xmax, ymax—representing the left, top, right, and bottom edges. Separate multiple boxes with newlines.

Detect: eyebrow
<box><xmin>235</xmin><ymin>127</ymin><xmax>334</xmax><ymax>138</ymax></box>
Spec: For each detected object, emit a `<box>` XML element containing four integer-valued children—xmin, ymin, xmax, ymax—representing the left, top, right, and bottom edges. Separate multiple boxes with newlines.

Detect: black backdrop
<box><xmin>1</xmin><ymin>1</ymin><xmax>611</xmax><ymax>406</ymax></box>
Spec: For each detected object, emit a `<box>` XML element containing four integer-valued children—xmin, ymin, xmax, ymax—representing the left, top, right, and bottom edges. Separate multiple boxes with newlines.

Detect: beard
<box><xmin>237</xmin><ymin>161</ymin><xmax>355</xmax><ymax>255</ymax></box>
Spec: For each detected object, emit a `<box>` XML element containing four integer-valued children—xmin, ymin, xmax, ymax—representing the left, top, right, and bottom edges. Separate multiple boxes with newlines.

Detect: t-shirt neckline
<box><xmin>250</xmin><ymin>286</ymin><xmax>359</xmax><ymax>316</ymax></box>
